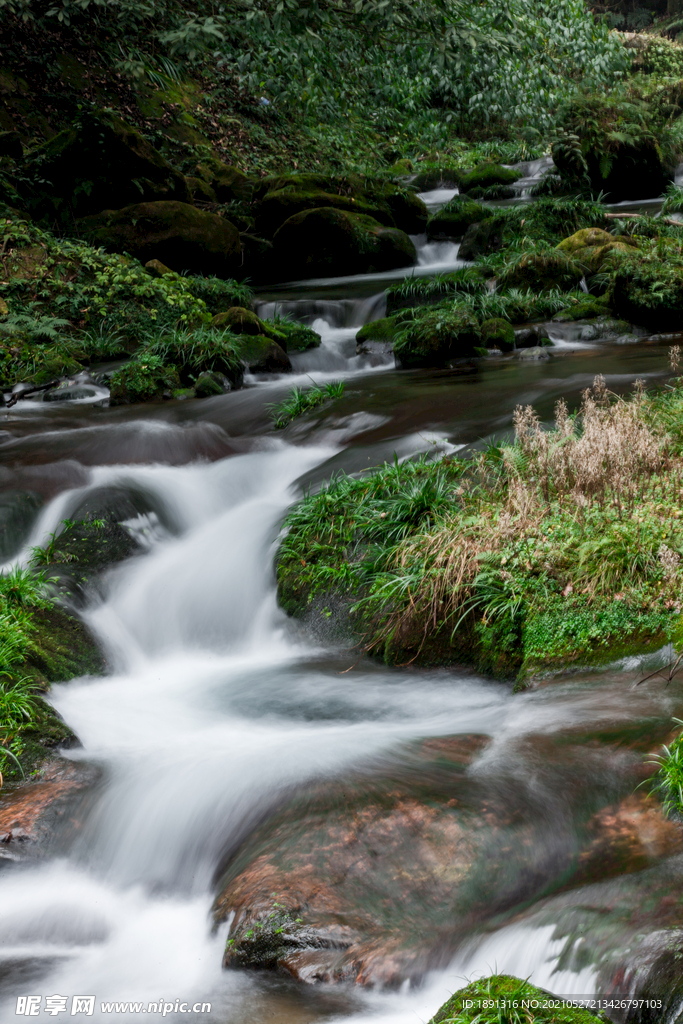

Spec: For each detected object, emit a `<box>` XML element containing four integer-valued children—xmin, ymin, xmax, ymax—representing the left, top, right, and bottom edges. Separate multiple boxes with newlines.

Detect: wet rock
<box><xmin>255</xmin><ymin>187</ymin><xmax>394</xmax><ymax>239</ymax></box>
<box><xmin>410</xmin><ymin>167</ymin><xmax>463</xmax><ymax>191</ymax></box>
<box><xmin>270</xmin><ymin>207</ymin><xmax>417</xmax><ymax>282</ymax></box>
<box><xmin>514</xmin><ymin>346</ymin><xmax>550</xmax><ymax>361</ymax></box>
<box><xmin>458</xmin><ymin>162</ymin><xmax>520</xmax><ymax>194</ymax></box>
<box><xmin>458</xmin><ymin>217</ymin><xmax>502</xmax><ymax>260</ymax></box>
<box><xmin>356</xmin><ymin>315</ymin><xmax>400</xmax><ymax>346</ymax></box>
<box><xmin>0</xmin><ymin>755</ymin><xmax>100</xmax><ymax>852</ymax></box>
<box><xmin>78</xmin><ymin>201</ymin><xmax>242</xmax><ymax>277</ymax></box>
<box><xmin>267</xmin><ymin>321</ymin><xmax>321</xmax><ymax>353</ymax></box>
<box><xmin>0</xmin><ymin>490</ymin><xmax>43</xmax><ymax>561</ymax></box>
<box><xmin>426</xmin><ymin>196</ymin><xmax>489</xmax><ymax>241</ymax></box>
<box><xmin>195</xmin><ymin>371</ymin><xmax>230</xmax><ymax>397</ymax></box>
<box><xmin>22</xmin><ymin>110</ymin><xmax>190</xmax><ymax>221</ymax></box>
<box><xmin>238</xmin><ymin>335</ymin><xmax>291</xmax><ymax>373</ymax></box>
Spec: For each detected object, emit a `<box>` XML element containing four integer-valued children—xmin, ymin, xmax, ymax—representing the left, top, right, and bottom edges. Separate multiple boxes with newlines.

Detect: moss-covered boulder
<box><xmin>430</xmin><ymin>976</ymin><xmax>607</xmax><ymax>1024</ymax></box>
<box><xmin>238</xmin><ymin>335</ymin><xmax>291</xmax><ymax>373</ymax></box>
<box><xmin>266</xmin><ymin>320</ymin><xmax>321</xmax><ymax>352</ymax></box>
<box><xmin>109</xmin><ymin>356</ymin><xmax>180</xmax><ymax>405</ymax></box>
<box><xmin>499</xmin><ymin>250</ymin><xmax>584</xmax><ymax>292</ymax></box>
<box><xmin>393</xmin><ymin>307</ymin><xmax>480</xmax><ymax>368</ymax></box>
<box><xmin>195</xmin><ymin>157</ymin><xmax>253</xmax><ymax>203</ymax></box>
<box><xmin>426</xmin><ymin>195</ymin><xmax>489</xmax><ymax>240</ymax></box>
<box><xmin>212</xmin><ymin>307</ymin><xmax>265</xmax><ymax>335</ymax></box>
<box><xmin>255</xmin><ymin>187</ymin><xmax>393</xmax><ymax>238</ymax></box>
<box><xmin>270</xmin><ymin>207</ymin><xmax>416</xmax><ymax>281</ymax></box>
<box><xmin>466</xmin><ymin>183</ymin><xmax>516</xmax><ymax>200</ymax></box>
<box><xmin>78</xmin><ymin>201</ymin><xmax>242</xmax><ymax>277</ymax></box>
<box><xmin>480</xmin><ymin>317</ymin><xmax>515</xmax><ymax>351</ymax></box>
<box><xmin>553</xmin><ymin>295</ymin><xmax>612</xmax><ymax>321</ymax></box>
<box><xmin>459</xmin><ymin>162</ymin><xmax>520</xmax><ymax>194</ymax></box>
<box><xmin>186</xmin><ymin>175</ymin><xmax>217</xmax><ymax>204</ymax></box>
<box><xmin>356</xmin><ymin>315</ymin><xmax>400</xmax><ymax>344</ymax></box>
<box><xmin>25</xmin><ymin>606</ymin><xmax>106</xmax><ymax>688</ymax></box>
<box><xmin>22</xmin><ymin>110</ymin><xmax>190</xmax><ymax>221</ymax></box>
<box><xmin>411</xmin><ymin>167</ymin><xmax>463</xmax><ymax>191</ymax></box>
<box><xmin>557</xmin><ymin>227</ymin><xmax>639</xmax><ymax>275</ymax></box>
<box><xmin>194</xmin><ymin>371</ymin><xmax>228</xmax><ymax>397</ymax></box>
<box><xmin>458</xmin><ymin>217</ymin><xmax>501</xmax><ymax>260</ymax></box>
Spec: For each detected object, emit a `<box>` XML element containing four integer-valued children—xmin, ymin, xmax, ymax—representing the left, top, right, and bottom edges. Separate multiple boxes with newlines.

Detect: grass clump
<box><xmin>386</xmin><ymin>268</ymin><xmax>486</xmax><ymax>314</ymax></box>
<box><xmin>270</xmin><ymin>380</ymin><xmax>344</xmax><ymax>429</ymax></box>
<box><xmin>277</xmin><ymin>367</ymin><xmax>683</xmax><ymax>682</ymax></box>
<box><xmin>0</xmin><ymin>568</ymin><xmax>52</xmax><ymax>783</ymax></box>
<box><xmin>646</xmin><ymin>718</ymin><xmax>683</xmax><ymax>818</ymax></box>
<box><xmin>429</xmin><ymin>973</ymin><xmax>606</xmax><ymax>1023</ymax></box>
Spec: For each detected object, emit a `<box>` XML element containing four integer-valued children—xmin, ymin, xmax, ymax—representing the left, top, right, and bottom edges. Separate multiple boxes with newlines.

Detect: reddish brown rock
<box><xmin>0</xmin><ymin>754</ymin><xmax>98</xmax><ymax>854</ymax></box>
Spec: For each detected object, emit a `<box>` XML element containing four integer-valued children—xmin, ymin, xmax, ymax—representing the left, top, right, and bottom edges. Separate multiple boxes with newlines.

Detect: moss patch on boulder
<box><xmin>427</xmin><ymin>196</ymin><xmax>489</xmax><ymax>240</ymax></box>
<box><xmin>78</xmin><ymin>201</ymin><xmax>242</xmax><ymax>277</ymax></box>
<box><xmin>459</xmin><ymin>162</ymin><xmax>520</xmax><ymax>194</ymax></box>
<box><xmin>393</xmin><ymin>306</ymin><xmax>480</xmax><ymax>367</ymax></box>
<box><xmin>270</xmin><ymin>207</ymin><xmax>416</xmax><ymax>281</ymax></box>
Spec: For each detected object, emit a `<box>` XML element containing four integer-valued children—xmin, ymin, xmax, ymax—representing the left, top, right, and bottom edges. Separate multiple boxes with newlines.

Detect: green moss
<box><xmin>265</xmin><ymin>319</ymin><xmax>321</xmax><ymax>352</ymax></box>
<box><xmin>426</xmin><ymin>195</ymin><xmax>489</xmax><ymax>240</ymax></box>
<box><xmin>610</xmin><ymin>240</ymin><xmax>683</xmax><ymax>331</ymax></box>
<box><xmin>459</xmin><ymin>162</ymin><xmax>520</xmax><ymax>193</ymax></box>
<box><xmin>430</xmin><ymin>975</ymin><xmax>607</xmax><ymax>1024</ymax></box>
<box><xmin>480</xmin><ymin>317</ymin><xmax>515</xmax><ymax>351</ymax></box>
<box><xmin>553</xmin><ymin>295</ymin><xmax>611</xmax><ymax>321</ymax></box>
<box><xmin>356</xmin><ymin>316</ymin><xmax>400</xmax><ymax>344</ymax></box>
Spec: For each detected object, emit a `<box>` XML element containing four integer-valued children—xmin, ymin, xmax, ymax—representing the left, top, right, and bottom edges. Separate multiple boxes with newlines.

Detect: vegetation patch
<box><xmin>270</xmin><ymin>380</ymin><xmax>345</xmax><ymax>429</ymax></box>
<box><xmin>277</xmin><ymin>368</ymin><xmax>683</xmax><ymax>683</ymax></box>
<box><xmin>429</xmin><ymin>974</ymin><xmax>607</xmax><ymax>1023</ymax></box>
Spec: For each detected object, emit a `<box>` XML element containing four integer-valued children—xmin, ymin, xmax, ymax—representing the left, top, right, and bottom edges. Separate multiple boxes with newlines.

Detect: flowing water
<box><xmin>2</xmin><ymin>190</ymin><xmax>683</xmax><ymax>1023</ymax></box>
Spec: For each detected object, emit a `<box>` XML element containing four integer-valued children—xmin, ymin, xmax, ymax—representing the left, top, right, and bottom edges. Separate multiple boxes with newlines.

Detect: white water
<box><xmin>0</xmin><ymin>437</ymin><xmax>611</xmax><ymax>1022</ymax></box>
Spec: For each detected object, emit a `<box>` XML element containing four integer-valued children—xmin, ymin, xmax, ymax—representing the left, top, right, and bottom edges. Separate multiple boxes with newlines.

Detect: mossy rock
<box><xmin>499</xmin><ymin>251</ymin><xmax>584</xmax><ymax>292</ymax></box>
<box><xmin>266</xmin><ymin>320</ymin><xmax>321</xmax><ymax>352</ymax></box>
<box><xmin>237</xmin><ymin>334</ymin><xmax>291</xmax><ymax>373</ymax></box>
<box><xmin>557</xmin><ymin>228</ymin><xmax>639</xmax><ymax>275</ymax></box>
<box><xmin>78</xmin><ymin>201</ymin><xmax>242</xmax><ymax>277</ymax></box>
<box><xmin>186</xmin><ymin>175</ymin><xmax>217</xmax><ymax>204</ymax></box>
<box><xmin>411</xmin><ymin>167</ymin><xmax>463</xmax><ymax>190</ymax></box>
<box><xmin>195</xmin><ymin>371</ymin><xmax>228</xmax><ymax>397</ymax></box>
<box><xmin>255</xmin><ymin>187</ymin><xmax>394</xmax><ymax>238</ymax></box>
<box><xmin>612</xmin><ymin>258</ymin><xmax>683</xmax><ymax>332</ymax></box>
<box><xmin>271</xmin><ymin>207</ymin><xmax>416</xmax><ymax>282</ymax></box>
<box><xmin>393</xmin><ymin>306</ymin><xmax>480</xmax><ymax>368</ymax></box>
<box><xmin>480</xmin><ymin>317</ymin><xmax>515</xmax><ymax>351</ymax></box>
<box><xmin>429</xmin><ymin>975</ymin><xmax>607</xmax><ymax>1024</ymax></box>
<box><xmin>387</xmin><ymin>158</ymin><xmax>414</xmax><ymax>175</ymax></box>
<box><xmin>24</xmin><ymin>606</ymin><xmax>106</xmax><ymax>688</ymax></box>
<box><xmin>195</xmin><ymin>157</ymin><xmax>253</xmax><ymax>203</ymax></box>
<box><xmin>426</xmin><ymin>196</ymin><xmax>489</xmax><ymax>240</ymax></box>
<box><xmin>557</xmin><ymin>227</ymin><xmax>616</xmax><ymax>254</ymax></box>
<box><xmin>459</xmin><ymin>162</ymin><xmax>520</xmax><ymax>194</ymax></box>
<box><xmin>356</xmin><ymin>315</ymin><xmax>400</xmax><ymax>344</ymax></box>
<box><xmin>553</xmin><ymin>295</ymin><xmax>612</xmax><ymax>321</ymax></box>
<box><xmin>109</xmin><ymin>357</ymin><xmax>181</xmax><ymax>405</ymax></box>
<box><xmin>458</xmin><ymin>217</ymin><xmax>501</xmax><ymax>260</ymax></box>
<box><xmin>212</xmin><ymin>306</ymin><xmax>266</xmax><ymax>336</ymax></box>
<box><xmin>22</xmin><ymin>110</ymin><xmax>190</xmax><ymax>222</ymax></box>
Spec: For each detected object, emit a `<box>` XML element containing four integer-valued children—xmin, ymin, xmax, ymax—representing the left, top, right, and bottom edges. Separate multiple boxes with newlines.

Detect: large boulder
<box><xmin>238</xmin><ymin>335</ymin><xmax>291</xmax><ymax>373</ymax></box>
<box><xmin>270</xmin><ymin>207</ymin><xmax>417</xmax><ymax>281</ymax></box>
<box><xmin>23</xmin><ymin>111</ymin><xmax>190</xmax><ymax>220</ymax></box>
<box><xmin>556</xmin><ymin>227</ymin><xmax>639</xmax><ymax>275</ymax></box>
<box><xmin>78</xmin><ymin>201</ymin><xmax>242</xmax><ymax>277</ymax></box>
<box><xmin>195</xmin><ymin>157</ymin><xmax>253</xmax><ymax>203</ymax></box>
<box><xmin>255</xmin><ymin>184</ymin><xmax>427</xmax><ymax>239</ymax></box>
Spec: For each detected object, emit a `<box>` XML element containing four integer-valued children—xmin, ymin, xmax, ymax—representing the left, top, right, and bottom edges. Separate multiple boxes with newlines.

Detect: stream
<box><xmin>2</xmin><ymin>183</ymin><xmax>683</xmax><ymax>1023</ymax></box>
